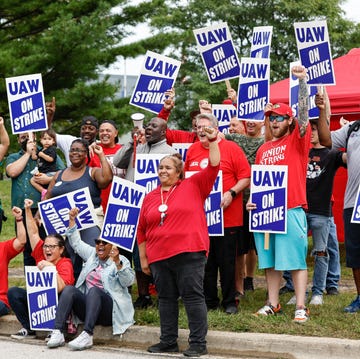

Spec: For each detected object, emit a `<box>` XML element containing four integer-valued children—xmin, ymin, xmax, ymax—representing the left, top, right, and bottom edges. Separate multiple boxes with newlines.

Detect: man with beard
<box><xmin>247</xmin><ymin>65</ymin><xmax>311</xmax><ymax>323</ymax></box>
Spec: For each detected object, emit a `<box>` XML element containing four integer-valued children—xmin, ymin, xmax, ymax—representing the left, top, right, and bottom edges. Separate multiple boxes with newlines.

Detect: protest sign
<box><xmin>26</xmin><ymin>266</ymin><xmax>57</xmax><ymax>331</ymax></box>
<box><xmin>6</xmin><ymin>73</ymin><xmax>47</xmax><ymax>134</ymax></box>
<box><xmin>351</xmin><ymin>184</ymin><xmax>360</xmax><ymax>224</ymax></box>
<box><xmin>294</xmin><ymin>20</ymin><xmax>335</xmax><ymax>85</ymax></box>
<box><xmin>193</xmin><ymin>22</ymin><xmax>240</xmax><ymax>83</ymax></box>
<box><xmin>172</xmin><ymin>143</ymin><xmax>191</xmax><ymax>162</ymax></box>
<box><xmin>250</xmin><ymin>165</ymin><xmax>288</xmax><ymax>233</ymax></box>
<box><xmin>129</xmin><ymin>51</ymin><xmax>181</xmax><ymax>114</ymax></box>
<box><xmin>237</xmin><ymin>57</ymin><xmax>270</xmax><ymax>121</ymax></box>
<box><xmin>212</xmin><ymin>104</ymin><xmax>237</xmax><ymax>134</ymax></box>
<box><xmin>250</xmin><ymin>26</ymin><xmax>273</xmax><ymax>58</ymax></box>
<box><xmin>186</xmin><ymin>171</ymin><xmax>224</xmax><ymax>236</ymax></box>
<box><xmin>289</xmin><ymin>61</ymin><xmax>319</xmax><ymax>119</ymax></box>
<box><xmin>101</xmin><ymin>177</ymin><xmax>146</xmax><ymax>252</ymax></box>
<box><xmin>134</xmin><ymin>153</ymin><xmax>168</xmax><ymax>193</ymax></box>
<box><xmin>38</xmin><ymin>187</ymin><xmax>98</xmax><ymax>236</ymax></box>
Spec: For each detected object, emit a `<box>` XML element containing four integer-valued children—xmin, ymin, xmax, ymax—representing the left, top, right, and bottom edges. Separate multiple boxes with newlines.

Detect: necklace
<box><xmin>158</xmin><ymin>185</ymin><xmax>177</xmax><ymax>226</ymax></box>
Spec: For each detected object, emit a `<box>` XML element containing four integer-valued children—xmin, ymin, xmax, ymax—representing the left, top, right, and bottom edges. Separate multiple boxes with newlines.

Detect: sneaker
<box><xmin>47</xmin><ymin>329</ymin><xmax>65</xmax><ymax>348</ymax></box>
<box><xmin>147</xmin><ymin>342</ymin><xmax>179</xmax><ymax>353</ymax></box>
<box><xmin>225</xmin><ymin>304</ymin><xmax>238</xmax><ymax>315</ymax></box>
<box><xmin>254</xmin><ymin>303</ymin><xmax>282</xmax><ymax>316</ymax></box>
<box><xmin>134</xmin><ymin>295</ymin><xmax>153</xmax><ymax>309</ymax></box>
<box><xmin>309</xmin><ymin>294</ymin><xmax>324</xmax><ymax>305</ymax></box>
<box><xmin>183</xmin><ymin>344</ymin><xmax>208</xmax><ymax>357</ymax></box>
<box><xmin>286</xmin><ymin>295</ymin><xmax>297</xmax><ymax>305</ymax></box>
<box><xmin>279</xmin><ymin>285</ymin><xmax>294</xmax><ymax>295</ymax></box>
<box><xmin>326</xmin><ymin>287</ymin><xmax>339</xmax><ymax>295</ymax></box>
<box><xmin>11</xmin><ymin>328</ymin><xmax>36</xmax><ymax>339</ymax></box>
<box><xmin>293</xmin><ymin>307</ymin><xmax>310</xmax><ymax>323</ymax></box>
<box><xmin>344</xmin><ymin>296</ymin><xmax>360</xmax><ymax>313</ymax></box>
<box><xmin>68</xmin><ymin>330</ymin><xmax>93</xmax><ymax>350</ymax></box>
<box><xmin>244</xmin><ymin>277</ymin><xmax>254</xmax><ymax>291</ymax></box>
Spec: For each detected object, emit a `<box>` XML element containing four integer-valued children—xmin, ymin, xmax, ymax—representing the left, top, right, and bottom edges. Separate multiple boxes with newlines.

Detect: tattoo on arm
<box><xmin>297</xmin><ymin>78</ymin><xmax>309</xmax><ymax>137</ymax></box>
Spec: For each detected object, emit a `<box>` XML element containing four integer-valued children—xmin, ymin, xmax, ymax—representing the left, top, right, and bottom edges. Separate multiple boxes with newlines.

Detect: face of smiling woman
<box><xmin>42</xmin><ymin>236</ymin><xmax>64</xmax><ymax>264</ymax></box>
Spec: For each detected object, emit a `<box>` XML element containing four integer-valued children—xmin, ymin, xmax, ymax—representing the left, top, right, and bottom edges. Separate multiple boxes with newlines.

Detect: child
<box><xmin>30</xmin><ymin>128</ymin><xmax>57</xmax><ymax>200</ymax></box>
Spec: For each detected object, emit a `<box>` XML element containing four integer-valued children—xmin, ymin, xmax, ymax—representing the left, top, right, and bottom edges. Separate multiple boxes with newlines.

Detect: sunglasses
<box><xmin>269</xmin><ymin>115</ymin><xmax>289</xmax><ymax>123</ymax></box>
<box><xmin>95</xmin><ymin>239</ymin><xmax>110</xmax><ymax>245</ymax></box>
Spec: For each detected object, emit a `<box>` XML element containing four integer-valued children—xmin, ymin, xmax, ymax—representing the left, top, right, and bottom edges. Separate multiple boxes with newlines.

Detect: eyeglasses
<box><xmin>43</xmin><ymin>244</ymin><xmax>59</xmax><ymax>250</ymax></box>
<box><xmin>95</xmin><ymin>239</ymin><xmax>110</xmax><ymax>245</ymax></box>
<box><xmin>69</xmin><ymin>148</ymin><xmax>87</xmax><ymax>153</ymax></box>
<box><xmin>269</xmin><ymin>115</ymin><xmax>289</xmax><ymax>123</ymax></box>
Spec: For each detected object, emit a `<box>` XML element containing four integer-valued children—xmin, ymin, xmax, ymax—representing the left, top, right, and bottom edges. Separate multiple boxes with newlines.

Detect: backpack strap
<box><xmin>345</xmin><ymin>120</ymin><xmax>360</xmax><ymax>151</ymax></box>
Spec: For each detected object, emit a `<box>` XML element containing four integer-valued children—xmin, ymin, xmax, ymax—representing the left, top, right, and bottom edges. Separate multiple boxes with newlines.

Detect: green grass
<box><xmin>1</xmin><ymin>177</ymin><xmax>359</xmax><ymax>339</ymax></box>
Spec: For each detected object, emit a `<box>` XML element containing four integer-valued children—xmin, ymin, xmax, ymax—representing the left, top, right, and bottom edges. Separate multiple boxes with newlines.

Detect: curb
<box><xmin>1</xmin><ymin>315</ymin><xmax>360</xmax><ymax>359</ymax></box>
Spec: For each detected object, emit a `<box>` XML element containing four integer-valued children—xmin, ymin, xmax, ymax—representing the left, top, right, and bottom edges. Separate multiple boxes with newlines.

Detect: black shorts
<box><xmin>344</xmin><ymin>208</ymin><xmax>360</xmax><ymax>268</ymax></box>
<box><xmin>236</xmin><ymin>203</ymin><xmax>257</xmax><ymax>255</ymax></box>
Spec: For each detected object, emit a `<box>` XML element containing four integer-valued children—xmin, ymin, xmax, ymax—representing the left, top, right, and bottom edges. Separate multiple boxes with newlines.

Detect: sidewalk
<box><xmin>6</xmin><ymin>268</ymin><xmax>359</xmax><ymax>359</ymax></box>
<box><xmin>1</xmin><ymin>314</ymin><xmax>360</xmax><ymax>359</ymax></box>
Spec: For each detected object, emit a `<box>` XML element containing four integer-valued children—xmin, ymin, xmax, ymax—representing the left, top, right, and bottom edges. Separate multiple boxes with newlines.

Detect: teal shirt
<box><xmin>5</xmin><ymin>148</ymin><xmax>65</xmax><ymax>208</ymax></box>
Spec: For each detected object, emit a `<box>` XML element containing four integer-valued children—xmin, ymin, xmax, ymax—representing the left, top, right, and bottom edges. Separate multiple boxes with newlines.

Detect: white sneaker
<box><xmin>47</xmin><ymin>329</ymin><xmax>65</xmax><ymax>348</ymax></box>
<box><xmin>286</xmin><ymin>295</ymin><xmax>297</xmax><ymax>305</ymax></box>
<box><xmin>309</xmin><ymin>294</ymin><xmax>324</xmax><ymax>305</ymax></box>
<box><xmin>293</xmin><ymin>307</ymin><xmax>310</xmax><ymax>323</ymax></box>
<box><xmin>68</xmin><ymin>330</ymin><xmax>93</xmax><ymax>350</ymax></box>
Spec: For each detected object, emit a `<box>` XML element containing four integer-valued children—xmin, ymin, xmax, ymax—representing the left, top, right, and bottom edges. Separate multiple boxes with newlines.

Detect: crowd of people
<box><xmin>0</xmin><ymin>63</ymin><xmax>358</xmax><ymax>357</ymax></box>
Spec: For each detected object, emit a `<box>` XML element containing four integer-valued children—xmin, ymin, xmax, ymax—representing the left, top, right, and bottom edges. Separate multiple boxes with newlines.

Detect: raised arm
<box><xmin>315</xmin><ymin>92</ymin><xmax>332</xmax><ymax>148</ymax></box>
<box><xmin>12</xmin><ymin>206</ymin><xmax>27</xmax><ymax>251</ymax></box>
<box><xmin>91</xmin><ymin>144</ymin><xmax>113</xmax><ymax>189</ymax></box>
<box><xmin>291</xmin><ymin>65</ymin><xmax>309</xmax><ymax>137</ymax></box>
<box><xmin>46</xmin><ymin>97</ymin><xmax>56</xmax><ymax>128</ymax></box>
<box><xmin>24</xmin><ymin>199</ymin><xmax>41</xmax><ymax>250</ymax></box>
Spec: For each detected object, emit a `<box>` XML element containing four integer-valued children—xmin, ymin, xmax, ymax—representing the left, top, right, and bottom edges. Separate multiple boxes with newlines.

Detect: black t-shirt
<box><xmin>306</xmin><ymin>147</ymin><xmax>346</xmax><ymax>216</ymax></box>
<box><xmin>38</xmin><ymin>145</ymin><xmax>57</xmax><ymax>173</ymax></box>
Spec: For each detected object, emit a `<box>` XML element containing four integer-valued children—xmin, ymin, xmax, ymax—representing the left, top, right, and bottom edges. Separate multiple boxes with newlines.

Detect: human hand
<box><xmin>93</xmin><ymin>144</ymin><xmax>104</xmax><ymax>158</ymax></box>
<box><xmin>315</xmin><ymin>93</ymin><xmax>326</xmax><ymax>110</ymax></box>
<box><xmin>38</xmin><ymin>260</ymin><xmax>53</xmax><ymax>270</ymax></box>
<box><xmin>264</xmin><ymin>103</ymin><xmax>273</xmax><ymax>115</ymax></box>
<box><xmin>24</xmin><ymin>198</ymin><xmax>33</xmax><ymax>209</ymax></box>
<box><xmin>0</xmin><ymin>117</ymin><xmax>4</xmax><ymax>127</ymax></box>
<box><xmin>227</xmin><ymin>88</ymin><xmax>237</xmax><ymax>102</ymax></box>
<box><xmin>69</xmin><ymin>207</ymin><xmax>79</xmax><ymax>221</ymax></box>
<box><xmin>199</xmin><ymin>100</ymin><xmax>212</xmax><ymax>114</ymax></box>
<box><xmin>12</xmin><ymin>206</ymin><xmax>22</xmax><ymax>220</ymax></box>
<box><xmin>291</xmin><ymin>65</ymin><xmax>307</xmax><ymax>80</ymax></box>
<box><xmin>203</xmin><ymin>126</ymin><xmax>218</xmax><ymax>142</ymax></box>
<box><xmin>110</xmin><ymin>246</ymin><xmax>121</xmax><ymax>263</ymax></box>
<box><xmin>164</xmin><ymin>87</ymin><xmax>175</xmax><ymax>99</ymax></box>
<box><xmin>246</xmin><ymin>201</ymin><xmax>257</xmax><ymax>211</ymax></box>
<box><xmin>46</xmin><ymin>97</ymin><xmax>56</xmax><ymax>120</ymax></box>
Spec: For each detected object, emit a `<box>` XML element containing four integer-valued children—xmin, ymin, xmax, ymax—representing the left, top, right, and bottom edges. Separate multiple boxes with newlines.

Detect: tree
<box><xmin>115</xmin><ymin>0</ymin><xmax>358</xmax><ymax>130</ymax></box>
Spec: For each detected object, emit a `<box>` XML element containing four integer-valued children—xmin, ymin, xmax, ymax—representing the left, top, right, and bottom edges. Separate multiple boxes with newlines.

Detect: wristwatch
<box><xmin>228</xmin><ymin>189</ymin><xmax>236</xmax><ymax>198</ymax></box>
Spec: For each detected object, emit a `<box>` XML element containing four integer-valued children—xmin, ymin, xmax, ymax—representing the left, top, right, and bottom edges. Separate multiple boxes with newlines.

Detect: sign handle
<box><xmin>264</xmin><ymin>232</ymin><xmax>270</xmax><ymax>250</ymax></box>
<box><xmin>225</xmin><ymin>79</ymin><xmax>231</xmax><ymax>90</ymax></box>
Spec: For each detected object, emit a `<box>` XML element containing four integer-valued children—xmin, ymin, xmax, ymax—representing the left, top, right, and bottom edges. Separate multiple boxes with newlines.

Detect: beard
<box><xmin>270</xmin><ymin>123</ymin><xmax>289</xmax><ymax>139</ymax></box>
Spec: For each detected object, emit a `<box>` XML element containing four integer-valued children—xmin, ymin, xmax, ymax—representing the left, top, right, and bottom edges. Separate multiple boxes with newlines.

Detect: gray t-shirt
<box><xmin>331</xmin><ymin>123</ymin><xmax>360</xmax><ymax>209</ymax></box>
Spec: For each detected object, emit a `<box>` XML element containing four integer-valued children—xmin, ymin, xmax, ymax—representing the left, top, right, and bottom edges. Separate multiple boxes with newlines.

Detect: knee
<box><xmin>8</xmin><ymin>287</ymin><xmax>23</xmax><ymax>302</ymax></box>
<box><xmin>87</xmin><ymin>286</ymin><xmax>102</xmax><ymax>299</ymax></box>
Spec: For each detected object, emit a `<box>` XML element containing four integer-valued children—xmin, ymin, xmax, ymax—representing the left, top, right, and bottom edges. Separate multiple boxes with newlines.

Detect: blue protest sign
<box><xmin>294</xmin><ymin>20</ymin><xmax>335</xmax><ymax>85</ymax></box>
<box><xmin>101</xmin><ymin>177</ymin><xmax>146</xmax><ymax>251</ymax></box>
<box><xmin>212</xmin><ymin>104</ymin><xmax>237</xmax><ymax>134</ymax></box>
<box><xmin>186</xmin><ymin>171</ymin><xmax>224</xmax><ymax>236</ymax></box>
<box><xmin>26</xmin><ymin>266</ymin><xmax>57</xmax><ymax>331</ymax></box>
<box><xmin>237</xmin><ymin>57</ymin><xmax>270</xmax><ymax>121</ymax></box>
<box><xmin>6</xmin><ymin>73</ymin><xmax>47</xmax><ymax>134</ymax></box>
<box><xmin>250</xmin><ymin>165</ymin><xmax>288</xmax><ymax>233</ymax></box>
<box><xmin>38</xmin><ymin>187</ymin><xmax>98</xmax><ymax>236</ymax></box>
<box><xmin>134</xmin><ymin>154</ymin><xmax>167</xmax><ymax>193</ymax></box>
<box><xmin>172</xmin><ymin>143</ymin><xmax>191</xmax><ymax>162</ymax></box>
<box><xmin>193</xmin><ymin>22</ymin><xmax>240</xmax><ymax>83</ymax></box>
<box><xmin>129</xmin><ymin>51</ymin><xmax>181</xmax><ymax>114</ymax></box>
<box><xmin>289</xmin><ymin>61</ymin><xmax>319</xmax><ymax>119</ymax></box>
<box><xmin>250</xmin><ymin>26</ymin><xmax>273</xmax><ymax>59</ymax></box>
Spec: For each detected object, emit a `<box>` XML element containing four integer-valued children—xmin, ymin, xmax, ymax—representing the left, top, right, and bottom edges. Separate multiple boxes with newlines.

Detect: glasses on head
<box><xmin>95</xmin><ymin>239</ymin><xmax>110</xmax><ymax>245</ymax></box>
<box><xmin>69</xmin><ymin>148</ymin><xmax>87</xmax><ymax>153</ymax></box>
<box><xmin>43</xmin><ymin>244</ymin><xmax>59</xmax><ymax>250</ymax></box>
<box><xmin>269</xmin><ymin>115</ymin><xmax>289</xmax><ymax>123</ymax></box>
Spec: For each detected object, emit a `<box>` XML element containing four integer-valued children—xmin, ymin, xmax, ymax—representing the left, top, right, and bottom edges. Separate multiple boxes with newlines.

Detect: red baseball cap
<box><xmin>264</xmin><ymin>103</ymin><xmax>293</xmax><ymax>117</ymax></box>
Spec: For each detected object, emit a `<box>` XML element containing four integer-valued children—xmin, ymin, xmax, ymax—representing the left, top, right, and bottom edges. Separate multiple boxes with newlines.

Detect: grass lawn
<box><xmin>1</xmin><ymin>177</ymin><xmax>359</xmax><ymax>340</ymax></box>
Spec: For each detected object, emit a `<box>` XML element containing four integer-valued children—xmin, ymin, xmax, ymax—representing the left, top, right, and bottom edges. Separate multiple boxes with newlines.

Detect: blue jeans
<box><xmin>0</xmin><ymin>300</ymin><xmax>10</xmax><ymax>316</ymax></box>
<box><xmin>326</xmin><ymin>217</ymin><xmax>341</xmax><ymax>290</ymax></box>
<box><xmin>150</xmin><ymin>252</ymin><xmax>207</xmax><ymax>347</ymax></box>
<box><xmin>8</xmin><ymin>287</ymin><xmax>31</xmax><ymax>330</ymax></box>
<box><xmin>307</xmin><ymin>213</ymin><xmax>331</xmax><ymax>295</ymax></box>
<box><xmin>55</xmin><ymin>285</ymin><xmax>113</xmax><ymax>335</ymax></box>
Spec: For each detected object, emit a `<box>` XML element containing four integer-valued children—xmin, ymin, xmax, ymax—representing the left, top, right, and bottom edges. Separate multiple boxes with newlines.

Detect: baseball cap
<box><xmin>264</xmin><ymin>103</ymin><xmax>293</xmax><ymax>117</ymax></box>
<box><xmin>81</xmin><ymin>115</ymin><xmax>99</xmax><ymax>129</ymax></box>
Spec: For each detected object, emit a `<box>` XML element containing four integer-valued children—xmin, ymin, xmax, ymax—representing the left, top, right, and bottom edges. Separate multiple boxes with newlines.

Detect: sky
<box><xmin>103</xmin><ymin>0</ymin><xmax>360</xmax><ymax>76</ymax></box>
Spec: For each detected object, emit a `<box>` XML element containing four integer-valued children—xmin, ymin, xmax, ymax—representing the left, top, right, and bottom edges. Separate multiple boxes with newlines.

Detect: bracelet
<box><xmin>16</xmin><ymin>217</ymin><xmax>23</xmax><ymax>222</ymax></box>
<box><xmin>228</xmin><ymin>189</ymin><xmax>237</xmax><ymax>198</ymax></box>
<box><xmin>208</xmin><ymin>136</ymin><xmax>218</xmax><ymax>142</ymax></box>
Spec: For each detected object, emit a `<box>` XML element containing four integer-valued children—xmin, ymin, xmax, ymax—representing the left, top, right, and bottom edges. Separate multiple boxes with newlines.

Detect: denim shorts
<box><xmin>254</xmin><ymin>207</ymin><xmax>308</xmax><ymax>271</ymax></box>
